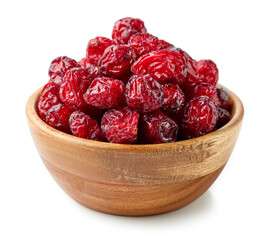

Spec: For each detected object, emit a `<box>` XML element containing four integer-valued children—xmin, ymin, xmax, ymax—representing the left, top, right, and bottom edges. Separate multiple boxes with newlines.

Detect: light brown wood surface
<box><xmin>26</xmin><ymin>85</ymin><xmax>244</xmax><ymax>216</ymax></box>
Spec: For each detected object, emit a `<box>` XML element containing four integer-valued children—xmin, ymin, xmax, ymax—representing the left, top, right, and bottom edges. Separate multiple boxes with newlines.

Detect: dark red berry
<box><xmin>131</xmin><ymin>49</ymin><xmax>187</xmax><ymax>85</ymax></box>
<box><xmin>128</xmin><ymin>33</ymin><xmax>162</xmax><ymax>57</ymax></box>
<box><xmin>45</xmin><ymin>103</ymin><xmax>73</xmax><ymax>133</ymax></box>
<box><xmin>86</xmin><ymin>37</ymin><xmax>114</xmax><ymax>65</ymax></box>
<box><xmin>125</xmin><ymin>75</ymin><xmax>163</xmax><ymax>113</ymax></box>
<box><xmin>59</xmin><ymin>68</ymin><xmax>92</xmax><ymax>110</ymax></box>
<box><xmin>83</xmin><ymin>77</ymin><xmax>125</xmax><ymax>109</ymax></box>
<box><xmin>215</xmin><ymin>107</ymin><xmax>230</xmax><ymax>130</ymax></box>
<box><xmin>37</xmin><ymin>82</ymin><xmax>61</xmax><ymax>121</ymax></box>
<box><xmin>196</xmin><ymin>60</ymin><xmax>219</xmax><ymax>86</ymax></box>
<box><xmin>101</xmin><ymin>107</ymin><xmax>139</xmax><ymax>144</ymax></box>
<box><xmin>112</xmin><ymin>17</ymin><xmax>147</xmax><ymax>44</ymax></box>
<box><xmin>140</xmin><ymin>110</ymin><xmax>178</xmax><ymax>144</ymax></box>
<box><xmin>48</xmin><ymin>56</ymin><xmax>80</xmax><ymax>88</ymax></box>
<box><xmin>159</xmin><ymin>39</ymin><xmax>174</xmax><ymax>49</ymax></box>
<box><xmin>78</xmin><ymin>58</ymin><xmax>102</xmax><ymax>78</ymax></box>
<box><xmin>182</xmin><ymin>97</ymin><xmax>217</xmax><ymax>139</ymax></box>
<box><xmin>98</xmin><ymin>45</ymin><xmax>136</xmax><ymax>79</ymax></box>
<box><xmin>69</xmin><ymin>111</ymin><xmax>104</xmax><ymax>141</ymax></box>
<box><xmin>216</xmin><ymin>86</ymin><xmax>230</xmax><ymax>110</ymax></box>
<box><xmin>193</xmin><ymin>83</ymin><xmax>219</xmax><ymax>107</ymax></box>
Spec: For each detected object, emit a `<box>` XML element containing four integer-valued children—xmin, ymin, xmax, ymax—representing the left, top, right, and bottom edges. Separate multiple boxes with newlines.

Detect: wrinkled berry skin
<box><xmin>162</xmin><ymin>83</ymin><xmax>185</xmax><ymax>116</ymax></box>
<box><xmin>83</xmin><ymin>77</ymin><xmax>125</xmax><ymax>109</ymax></box>
<box><xmin>59</xmin><ymin>68</ymin><xmax>92</xmax><ymax>110</ymax></box>
<box><xmin>182</xmin><ymin>97</ymin><xmax>217</xmax><ymax>139</ymax></box>
<box><xmin>193</xmin><ymin>83</ymin><xmax>219</xmax><ymax>107</ymax></box>
<box><xmin>69</xmin><ymin>111</ymin><xmax>104</xmax><ymax>141</ymax></box>
<box><xmin>125</xmin><ymin>75</ymin><xmax>163</xmax><ymax>113</ymax></box>
<box><xmin>78</xmin><ymin>58</ymin><xmax>102</xmax><ymax>78</ymax></box>
<box><xmin>101</xmin><ymin>107</ymin><xmax>139</xmax><ymax>144</ymax></box>
<box><xmin>131</xmin><ymin>50</ymin><xmax>187</xmax><ymax>85</ymax></box>
<box><xmin>140</xmin><ymin>110</ymin><xmax>178</xmax><ymax>144</ymax></box>
<box><xmin>216</xmin><ymin>86</ymin><xmax>230</xmax><ymax>110</ymax></box>
<box><xmin>98</xmin><ymin>45</ymin><xmax>136</xmax><ymax>79</ymax></box>
<box><xmin>48</xmin><ymin>56</ymin><xmax>80</xmax><ymax>88</ymax></box>
<box><xmin>86</xmin><ymin>37</ymin><xmax>114</xmax><ymax>64</ymax></box>
<box><xmin>159</xmin><ymin>39</ymin><xmax>174</xmax><ymax>49</ymax></box>
<box><xmin>45</xmin><ymin>103</ymin><xmax>73</xmax><ymax>133</ymax></box>
<box><xmin>112</xmin><ymin>17</ymin><xmax>147</xmax><ymax>44</ymax></box>
<box><xmin>196</xmin><ymin>60</ymin><xmax>219</xmax><ymax>86</ymax></box>
<box><xmin>128</xmin><ymin>33</ymin><xmax>162</xmax><ymax>57</ymax></box>
<box><xmin>215</xmin><ymin>107</ymin><xmax>230</xmax><ymax>130</ymax></box>
<box><xmin>37</xmin><ymin>82</ymin><xmax>61</xmax><ymax>121</ymax></box>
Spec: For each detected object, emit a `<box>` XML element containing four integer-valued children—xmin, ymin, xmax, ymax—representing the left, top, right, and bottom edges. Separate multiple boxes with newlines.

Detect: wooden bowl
<box><xmin>26</xmin><ymin>85</ymin><xmax>243</xmax><ymax>216</ymax></box>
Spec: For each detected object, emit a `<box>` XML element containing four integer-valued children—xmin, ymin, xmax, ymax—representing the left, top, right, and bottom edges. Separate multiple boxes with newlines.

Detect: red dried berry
<box><xmin>83</xmin><ymin>77</ymin><xmax>125</xmax><ymax>109</ymax></box>
<box><xmin>128</xmin><ymin>33</ymin><xmax>162</xmax><ymax>57</ymax></box>
<box><xmin>112</xmin><ymin>17</ymin><xmax>147</xmax><ymax>44</ymax></box>
<box><xmin>159</xmin><ymin>39</ymin><xmax>174</xmax><ymax>49</ymax></box>
<box><xmin>101</xmin><ymin>107</ymin><xmax>139</xmax><ymax>144</ymax></box>
<box><xmin>59</xmin><ymin>68</ymin><xmax>92</xmax><ymax>110</ymax></box>
<box><xmin>162</xmin><ymin>83</ymin><xmax>185</xmax><ymax>116</ymax></box>
<box><xmin>86</xmin><ymin>37</ymin><xmax>114</xmax><ymax>65</ymax></box>
<box><xmin>38</xmin><ymin>82</ymin><xmax>62</xmax><ymax>121</ymax></box>
<box><xmin>182</xmin><ymin>97</ymin><xmax>217</xmax><ymax>139</ymax></box>
<box><xmin>216</xmin><ymin>86</ymin><xmax>230</xmax><ymax>110</ymax></box>
<box><xmin>131</xmin><ymin>49</ymin><xmax>187</xmax><ymax>85</ymax></box>
<box><xmin>215</xmin><ymin>107</ymin><xmax>230</xmax><ymax>130</ymax></box>
<box><xmin>78</xmin><ymin>58</ymin><xmax>102</xmax><ymax>78</ymax></box>
<box><xmin>48</xmin><ymin>56</ymin><xmax>80</xmax><ymax>88</ymax></box>
<box><xmin>125</xmin><ymin>75</ymin><xmax>163</xmax><ymax>113</ymax></box>
<box><xmin>98</xmin><ymin>45</ymin><xmax>136</xmax><ymax>79</ymax></box>
<box><xmin>69</xmin><ymin>111</ymin><xmax>104</xmax><ymax>141</ymax></box>
<box><xmin>140</xmin><ymin>110</ymin><xmax>178</xmax><ymax>144</ymax></box>
<box><xmin>196</xmin><ymin>60</ymin><xmax>219</xmax><ymax>86</ymax></box>
<box><xmin>193</xmin><ymin>83</ymin><xmax>219</xmax><ymax>107</ymax></box>
<box><xmin>45</xmin><ymin>103</ymin><xmax>73</xmax><ymax>133</ymax></box>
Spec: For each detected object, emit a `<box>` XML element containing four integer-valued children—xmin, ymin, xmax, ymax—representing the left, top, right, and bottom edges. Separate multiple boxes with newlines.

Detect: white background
<box><xmin>0</xmin><ymin>0</ymin><xmax>267</xmax><ymax>239</ymax></box>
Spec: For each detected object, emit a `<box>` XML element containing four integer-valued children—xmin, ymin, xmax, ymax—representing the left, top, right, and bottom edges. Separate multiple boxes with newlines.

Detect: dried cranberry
<box><xmin>98</xmin><ymin>45</ymin><xmax>136</xmax><ymax>79</ymax></box>
<box><xmin>193</xmin><ymin>83</ymin><xmax>219</xmax><ymax>107</ymax></box>
<box><xmin>48</xmin><ymin>56</ymin><xmax>80</xmax><ymax>88</ymax></box>
<box><xmin>69</xmin><ymin>111</ymin><xmax>104</xmax><ymax>141</ymax></box>
<box><xmin>59</xmin><ymin>68</ymin><xmax>92</xmax><ymax>110</ymax></box>
<box><xmin>78</xmin><ymin>58</ymin><xmax>102</xmax><ymax>78</ymax></box>
<box><xmin>216</xmin><ymin>86</ymin><xmax>230</xmax><ymax>110</ymax></box>
<box><xmin>128</xmin><ymin>33</ymin><xmax>162</xmax><ymax>57</ymax></box>
<box><xmin>140</xmin><ymin>110</ymin><xmax>178</xmax><ymax>144</ymax></box>
<box><xmin>196</xmin><ymin>60</ymin><xmax>219</xmax><ymax>86</ymax></box>
<box><xmin>159</xmin><ymin>39</ymin><xmax>174</xmax><ymax>49</ymax></box>
<box><xmin>45</xmin><ymin>103</ymin><xmax>72</xmax><ymax>133</ymax></box>
<box><xmin>83</xmin><ymin>77</ymin><xmax>125</xmax><ymax>109</ymax></box>
<box><xmin>86</xmin><ymin>37</ymin><xmax>114</xmax><ymax>64</ymax></box>
<box><xmin>125</xmin><ymin>75</ymin><xmax>163</xmax><ymax>113</ymax></box>
<box><xmin>112</xmin><ymin>17</ymin><xmax>147</xmax><ymax>44</ymax></box>
<box><xmin>182</xmin><ymin>97</ymin><xmax>217</xmax><ymax>139</ymax></box>
<box><xmin>37</xmin><ymin>82</ymin><xmax>62</xmax><ymax>121</ymax></box>
<box><xmin>215</xmin><ymin>107</ymin><xmax>230</xmax><ymax>130</ymax></box>
<box><xmin>131</xmin><ymin>49</ymin><xmax>187</xmax><ymax>85</ymax></box>
<box><xmin>101</xmin><ymin>107</ymin><xmax>139</xmax><ymax>144</ymax></box>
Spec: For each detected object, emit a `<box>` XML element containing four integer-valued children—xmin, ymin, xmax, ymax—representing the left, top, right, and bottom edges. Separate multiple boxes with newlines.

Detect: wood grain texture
<box><xmin>26</xmin><ymin>84</ymin><xmax>244</xmax><ymax>215</ymax></box>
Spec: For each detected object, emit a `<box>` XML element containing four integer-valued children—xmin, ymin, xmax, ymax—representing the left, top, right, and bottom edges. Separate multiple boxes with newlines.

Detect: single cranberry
<box><xmin>215</xmin><ymin>107</ymin><xmax>230</xmax><ymax>129</ymax></box>
<box><xmin>78</xmin><ymin>58</ymin><xmax>102</xmax><ymax>78</ymax></box>
<box><xmin>216</xmin><ymin>86</ymin><xmax>230</xmax><ymax>110</ymax></box>
<box><xmin>193</xmin><ymin>83</ymin><xmax>219</xmax><ymax>107</ymax></box>
<box><xmin>196</xmin><ymin>59</ymin><xmax>219</xmax><ymax>86</ymax></box>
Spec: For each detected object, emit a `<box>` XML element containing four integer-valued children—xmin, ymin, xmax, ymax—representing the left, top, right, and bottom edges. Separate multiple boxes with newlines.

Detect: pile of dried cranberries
<box><xmin>38</xmin><ymin>17</ymin><xmax>231</xmax><ymax>144</ymax></box>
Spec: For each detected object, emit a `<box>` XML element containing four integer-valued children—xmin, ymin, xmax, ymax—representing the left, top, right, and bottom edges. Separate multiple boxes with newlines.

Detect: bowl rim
<box><xmin>26</xmin><ymin>84</ymin><xmax>244</xmax><ymax>152</ymax></box>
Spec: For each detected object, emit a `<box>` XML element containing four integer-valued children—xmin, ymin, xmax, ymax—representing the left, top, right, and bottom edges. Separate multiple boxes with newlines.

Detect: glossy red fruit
<box><xmin>78</xmin><ymin>58</ymin><xmax>102</xmax><ymax>78</ymax></box>
<box><xmin>216</xmin><ymin>86</ymin><xmax>230</xmax><ymax>110</ymax></box>
<box><xmin>162</xmin><ymin>83</ymin><xmax>185</xmax><ymax>116</ymax></box>
<box><xmin>159</xmin><ymin>39</ymin><xmax>174</xmax><ymax>49</ymax></box>
<box><xmin>86</xmin><ymin>37</ymin><xmax>114</xmax><ymax>65</ymax></box>
<box><xmin>128</xmin><ymin>33</ymin><xmax>162</xmax><ymax>57</ymax></box>
<box><xmin>48</xmin><ymin>56</ymin><xmax>80</xmax><ymax>88</ymax></box>
<box><xmin>112</xmin><ymin>17</ymin><xmax>147</xmax><ymax>44</ymax></box>
<box><xmin>45</xmin><ymin>103</ymin><xmax>73</xmax><ymax>133</ymax></box>
<box><xmin>131</xmin><ymin>49</ymin><xmax>187</xmax><ymax>85</ymax></box>
<box><xmin>59</xmin><ymin>68</ymin><xmax>92</xmax><ymax>110</ymax></box>
<box><xmin>196</xmin><ymin>60</ymin><xmax>219</xmax><ymax>86</ymax></box>
<box><xmin>182</xmin><ymin>97</ymin><xmax>217</xmax><ymax>139</ymax></box>
<box><xmin>101</xmin><ymin>107</ymin><xmax>139</xmax><ymax>143</ymax></box>
<box><xmin>69</xmin><ymin>111</ymin><xmax>104</xmax><ymax>141</ymax></box>
<box><xmin>83</xmin><ymin>77</ymin><xmax>125</xmax><ymax>109</ymax></box>
<box><xmin>125</xmin><ymin>75</ymin><xmax>163</xmax><ymax>113</ymax></box>
<box><xmin>37</xmin><ymin>82</ymin><xmax>62</xmax><ymax>121</ymax></box>
<box><xmin>193</xmin><ymin>83</ymin><xmax>219</xmax><ymax>107</ymax></box>
<box><xmin>140</xmin><ymin>110</ymin><xmax>178</xmax><ymax>144</ymax></box>
<box><xmin>98</xmin><ymin>45</ymin><xmax>136</xmax><ymax>79</ymax></box>
<box><xmin>215</xmin><ymin>107</ymin><xmax>230</xmax><ymax>130</ymax></box>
